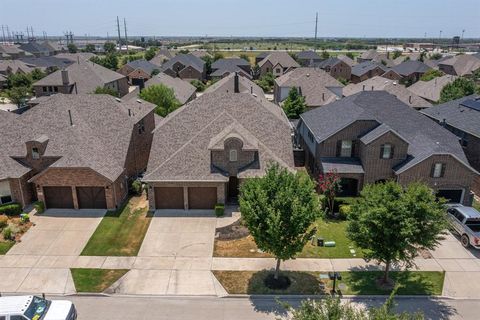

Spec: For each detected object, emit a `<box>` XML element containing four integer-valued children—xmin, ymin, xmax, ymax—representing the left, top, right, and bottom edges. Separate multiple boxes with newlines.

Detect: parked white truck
<box><xmin>446</xmin><ymin>204</ymin><xmax>480</xmax><ymax>249</ymax></box>
<box><xmin>0</xmin><ymin>295</ymin><xmax>77</xmax><ymax>320</ymax></box>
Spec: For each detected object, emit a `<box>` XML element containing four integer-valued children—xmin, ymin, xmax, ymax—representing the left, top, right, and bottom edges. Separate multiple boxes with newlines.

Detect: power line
<box><xmin>314</xmin><ymin>12</ymin><xmax>318</xmax><ymax>51</ymax></box>
<box><xmin>116</xmin><ymin>16</ymin><xmax>122</xmax><ymax>48</ymax></box>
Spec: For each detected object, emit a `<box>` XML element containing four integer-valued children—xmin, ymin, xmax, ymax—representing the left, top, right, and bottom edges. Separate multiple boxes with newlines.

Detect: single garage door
<box><xmin>77</xmin><ymin>187</ymin><xmax>107</xmax><ymax>209</ymax></box>
<box><xmin>43</xmin><ymin>186</ymin><xmax>74</xmax><ymax>209</ymax></box>
<box><xmin>155</xmin><ymin>187</ymin><xmax>184</xmax><ymax>209</ymax></box>
<box><xmin>188</xmin><ymin>187</ymin><xmax>217</xmax><ymax>209</ymax></box>
<box><xmin>437</xmin><ymin>189</ymin><xmax>463</xmax><ymax>203</ymax></box>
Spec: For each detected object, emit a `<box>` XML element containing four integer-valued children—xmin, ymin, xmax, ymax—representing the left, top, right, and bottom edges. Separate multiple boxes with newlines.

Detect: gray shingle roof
<box><xmin>160</xmin><ymin>54</ymin><xmax>205</xmax><ymax>73</ymax></box>
<box><xmin>212</xmin><ymin>58</ymin><xmax>250</xmax><ymax>69</ymax></box>
<box><xmin>296</xmin><ymin>50</ymin><xmax>321</xmax><ymax>60</ymax></box>
<box><xmin>258</xmin><ymin>52</ymin><xmax>300</xmax><ymax>69</ymax></box>
<box><xmin>337</xmin><ymin>55</ymin><xmax>356</xmax><ymax>67</ymax></box>
<box><xmin>0</xmin><ymin>94</ymin><xmax>155</xmax><ymax>181</ymax></box>
<box><xmin>300</xmin><ymin>91</ymin><xmax>473</xmax><ymax>174</ymax></box>
<box><xmin>391</xmin><ymin>60</ymin><xmax>431</xmax><ymax>76</ymax></box>
<box><xmin>205</xmin><ymin>72</ymin><xmax>264</xmax><ymax>98</ymax></box>
<box><xmin>320</xmin><ymin>157</ymin><xmax>364</xmax><ymax>174</ymax></box>
<box><xmin>19</xmin><ymin>42</ymin><xmax>51</xmax><ymax>55</ymax></box>
<box><xmin>125</xmin><ymin>59</ymin><xmax>160</xmax><ymax>75</ymax></box>
<box><xmin>0</xmin><ymin>60</ymin><xmax>36</xmax><ymax>74</ymax></box>
<box><xmin>19</xmin><ymin>56</ymin><xmax>74</xmax><ymax>70</ymax></box>
<box><xmin>439</xmin><ymin>54</ymin><xmax>480</xmax><ymax>76</ymax></box>
<box><xmin>351</xmin><ymin>61</ymin><xmax>388</xmax><ymax>77</ymax></box>
<box><xmin>144</xmin><ymin>91</ymin><xmax>294</xmax><ymax>181</ymax></box>
<box><xmin>421</xmin><ymin>94</ymin><xmax>480</xmax><ymax>138</ymax></box>
<box><xmin>407</xmin><ymin>75</ymin><xmax>457</xmax><ymax>102</ymax></box>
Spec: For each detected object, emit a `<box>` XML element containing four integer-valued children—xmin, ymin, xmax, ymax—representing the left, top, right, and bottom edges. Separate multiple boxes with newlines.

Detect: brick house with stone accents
<box><xmin>297</xmin><ymin>91</ymin><xmax>478</xmax><ymax>205</ymax></box>
<box><xmin>0</xmin><ymin>94</ymin><xmax>155</xmax><ymax>210</ymax></box>
<box><xmin>144</xmin><ymin>76</ymin><xmax>294</xmax><ymax>210</ymax></box>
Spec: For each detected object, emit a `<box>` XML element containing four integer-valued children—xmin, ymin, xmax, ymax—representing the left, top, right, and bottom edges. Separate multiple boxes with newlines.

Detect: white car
<box><xmin>446</xmin><ymin>204</ymin><xmax>480</xmax><ymax>249</ymax></box>
<box><xmin>0</xmin><ymin>295</ymin><xmax>77</xmax><ymax>320</ymax></box>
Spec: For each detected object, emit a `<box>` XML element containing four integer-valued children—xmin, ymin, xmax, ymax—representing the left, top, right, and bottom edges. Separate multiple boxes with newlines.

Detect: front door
<box><xmin>228</xmin><ymin>176</ymin><xmax>239</xmax><ymax>202</ymax></box>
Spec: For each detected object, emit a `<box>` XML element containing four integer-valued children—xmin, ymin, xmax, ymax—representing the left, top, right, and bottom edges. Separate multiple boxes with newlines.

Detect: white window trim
<box><xmin>340</xmin><ymin>140</ymin><xmax>352</xmax><ymax>158</ymax></box>
<box><xmin>382</xmin><ymin>144</ymin><xmax>392</xmax><ymax>159</ymax></box>
<box><xmin>229</xmin><ymin>149</ymin><xmax>238</xmax><ymax>162</ymax></box>
<box><xmin>433</xmin><ymin>163</ymin><xmax>443</xmax><ymax>178</ymax></box>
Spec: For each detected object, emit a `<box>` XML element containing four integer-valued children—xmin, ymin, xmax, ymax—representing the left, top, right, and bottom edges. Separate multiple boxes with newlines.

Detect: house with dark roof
<box><xmin>315</xmin><ymin>57</ymin><xmax>352</xmax><ymax>80</ymax></box>
<box><xmin>357</xmin><ymin>49</ymin><xmax>394</xmax><ymax>66</ymax></box>
<box><xmin>32</xmin><ymin>60</ymin><xmax>129</xmax><ymax>97</ymax></box>
<box><xmin>389</xmin><ymin>60</ymin><xmax>431</xmax><ymax>83</ymax></box>
<box><xmin>258</xmin><ymin>52</ymin><xmax>300</xmax><ymax>77</ymax></box>
<box><xmin>143</xmin><ymin>88</ymin><xmax>294</xmax><ymax>210</ymax></box>
<box><xmin>407</xmin><ymin>75</ymin><xmax>457</xmax><ymax>103</ymax></box>
<box><xmin>337</xmin><ymin>55</ymin><xmax>356</xmax><ymax>67</ymax></box>
<box><xmin>255</xmin><ymin>52</ymin><xmax>269</xmax><ymax>64</ymax></box>
<box><xmin>149</xmin><ymin>49</ymin><xmax>175</xmax><ymax>67</ymax></box>
<box><xmin>18</xmin><ymin>42</ymin><xmax>52</xmax><ymax>57</ymax></box>
<box><xmin>19</xmin><ymin>56</ymin><xmax>74</xmax><ymax>73</ymax></box>
<box><xmin>160</xmin><ymin>54</ymin><xmax>206</xmax><ymax>81</ymax></box>
<box><xmin>438</xmin><ymin>54</ymin><xmax>480</xmax><ymax>77</ymax></box>
<box><xmin>205</xmin><ymin>72</ymin><xmax>264</xmax><ymax>98</ymax></box>
<box><xmin>211</xmin><ymin>58</ymin><xmax>252</xmax><ymax>80</ymax></box>
<box><xmin>0</xmin><ymin>60</ymin><xmax>36</xmax><ymax>75</ymax></box>
<box><xmin>274</xmin><ymin>68</ymin><xmax>343</xmax><ymax>108</ymax></box>
<box><xmin>296</xmin><ymin>50</ymin><xmax>322</xmax><ymax>67</ymax></box>
<box><xmin>117</xmin><ymin>59</ymin><xmax>160</xmax><ymax>84</ymax></box>
<box><xmin>350</xmin><ymin>61</ymin><xmax>388</xmax><ymax>84</ymax></box>
<box><xmin>297</xmin><ymin>91</ymin><xmax>477</xmax><ymax>204</ymax></box>
<box><xmin>0</xmin><ymin>94</ymin><xmax>156</xmax><ymax>209</ymax></box>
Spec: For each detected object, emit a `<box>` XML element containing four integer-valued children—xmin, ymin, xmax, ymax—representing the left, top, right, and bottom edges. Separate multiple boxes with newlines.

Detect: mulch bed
<box><xmin>216</xmin><ymin>219</ymin><xmax>250</xmax><ymax>240</ymax></box>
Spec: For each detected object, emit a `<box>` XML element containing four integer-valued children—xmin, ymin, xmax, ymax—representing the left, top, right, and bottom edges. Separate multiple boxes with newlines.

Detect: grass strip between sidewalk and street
<box><xmin>213</xmin><ymin>270</ymin><xmax>445</xmax><ymax>296</ymax></box>
<box><xmin>81</xmin><ymin>194</ymin><xmax>151</xmax><ymax>256</ymax></box>
<box><xmin>71</xmin><ymin>268</ymin><xmax>129</xmax><ymax>293</ymax></box>
<box><xmin>0</xmin><ymin>241</ymin><xmax>15</xmax><ymax>255</ymax></box>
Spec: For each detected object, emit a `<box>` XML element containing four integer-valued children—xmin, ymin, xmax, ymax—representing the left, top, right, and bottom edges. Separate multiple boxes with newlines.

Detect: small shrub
<box><xmin>20</xmin><ymin>213</ymin><xmax>30</xmax><ymax>223</ymax></box>
<box><xmin>215</xmin><ymin>204</ymin><xmax>225</xmax><ymax>217</ymax></box>
<box><xmin>34</xmin><ymin>201</ymin><xmax>45</xmax><ymax>214</ymax></box>
<box><xmin>2</xmin><ymin>227</ymin><xmax>13</xmax><ymax>241</ymax></box>
<box><xmin>190</xmin><ymin>79</ymin><xmax>206</xmax><ymax>92</ymax></box>
<box><xmin>130</xmin><ymin>180</ymin><xmax>143</xmax><ymax>196</ymax></box>
<box><xmin>338</xmin><ymin>205</ymin><xmax>352</xmax><ymax>220</ymax></box>
<box><xmin>0</xmin><ymin>215</ymin><xmax>8</xmax><ymax>229</ymax></box>
<box><xmin>0</xmin><ymin>203</ymin><xmax>22</xmax><ymax>216</ymax></box>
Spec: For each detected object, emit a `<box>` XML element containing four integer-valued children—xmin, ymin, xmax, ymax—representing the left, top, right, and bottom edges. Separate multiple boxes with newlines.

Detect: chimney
<box><xmin>128</xmin><ymin>109</ymin><xmax>131</xmax><ymax>117</ymax></box>
<box><xmin>371</xmin><ymin>86</ymin><xmax>374</xmax><ymax>91</ymax></box>
<box><xmin>322</xmin><ymin>92</ymin><xmax>325</xmax><ymax>101</ymax></box>
<box><xmin>61</xmin><ymin>70</ymin><xmax>69</xmax><ymax>85</ymax></box>
<box><xmin>139</xmin><ymin>78</ymin><xmax>145</xmax><ymax>92</ymax></box>
<box><xmin>362</xmin><ymin>85</ymin><xmax>365</xmax><ymax>91</ymax></box>
<box><xmin>250</xmin><ymin>86</ymin><xmax>253</xmax><ymax>94</ymax></box>
<box><xmin>234</xmin><ymin>72</ymin><xmax>239</xmax><ymax>93</ymax></box>
<box><xmin>68</xmin><ymin>110</ymin><xmax>73</xmax><ymax>126</ymax></box>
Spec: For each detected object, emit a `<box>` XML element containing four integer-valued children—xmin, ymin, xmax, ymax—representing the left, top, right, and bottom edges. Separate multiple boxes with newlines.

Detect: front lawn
<box><xmin>474</xmin><ymin>198</ymin><xmax>480</xmax><ymax>211</ymax></box>
<box><xmin>81</xmin><ymin>194</ymin><xmax>151</xmax><ymax>256</ymax></box>
<box><xmin>0</xmin><ymin>241</ymin><xmax>15</xmax><ymax>255</ymax></box>
<box><xmin>71</xmin><ymin>268</ymin><xmax>128</xmax><ymax>292</ymax></box>
<box><xmin>213</xmin><ymin>270</ymin><xmax>444</xmax><ymax>296</ymax></box>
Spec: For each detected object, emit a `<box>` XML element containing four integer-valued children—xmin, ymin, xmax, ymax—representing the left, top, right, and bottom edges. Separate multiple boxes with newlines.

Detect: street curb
<box><xmin>222</xmin><ymin>294</ymin><xmax>455</xmax><ymax>300</ymax></box>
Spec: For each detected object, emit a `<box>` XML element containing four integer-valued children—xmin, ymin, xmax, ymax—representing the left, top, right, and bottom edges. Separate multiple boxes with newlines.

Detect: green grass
<box><xmin>80</xmin><ymin>195</ymin><xmax>151</xmax><ymax>256</ymax></box>
<box><xmin>71</xmin><ymin>268</ymin><xmax>128</xmax><ymax>292</ymax></box>
<box><xmin>0</xmin><ymin>241</ymin><xmax>15</xmax><ymax>255</ymax></box>
<box><xmin>213</xmin><ymin>270</ymin><xmax>445</xmax><ymax>296</ymax></box>
<box><xmin>473</xmin><ymin>199</ymin><xmax>480</xmax><ymax>211</ymax></box>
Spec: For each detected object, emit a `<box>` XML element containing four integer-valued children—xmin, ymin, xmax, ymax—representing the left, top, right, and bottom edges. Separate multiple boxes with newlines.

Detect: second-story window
<box><xmin>229</xmin><ymin>149</ymin><xmax>238</xmax><ymax>162</ymax></box>
<box><xmin>340</xmin><ymin>140</ymin><xmax>352</xmax><ymax>157</ymax></box>
<box><xmin>380</xmin><ymin>144</ymin><xmax>393</xmax><ymax>159</ymax></box>
<box><xmin>432</xmin><ymin>163</ymin><xmax>445</xmax><ymax>178</ymax></box>
<box><xmin>138</xmin><ymin>119</ymin><xmax>145</xmax><ymax>134</ymax></box>
<box><xmin>32</xmin><ymin>147</ymin><xmax>40</xmax><ymax>159</ymax></box>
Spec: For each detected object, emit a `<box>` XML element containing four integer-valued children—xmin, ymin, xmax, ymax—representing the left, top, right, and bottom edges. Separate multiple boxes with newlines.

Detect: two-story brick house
<box><xmin>160</xmin><ymin>54</ymin><xmax>206</xmax><ymax>81</ymax></box>
<box><xmin>143</xmin><ymin>87</ymin><xmax>294</xmax><ymax>210</ymax></box>
<box><xmin>315</xmin><ymin>57</ymin><xmax>352</xmax><ymax>80</ymax></box>
<box><xmin>258</xmin><ymin>52</ymin><xmax>300</xmax><ymax>78</ymax></box>
<box><xmin>0</xmin><ymin>94</ymin><xmax>155</xmax><ymax>210</ymax></box>
<box><xmin>297</xmin><ymin>91</ymin><xmax>478</xmax><ymax>204</ymax></box>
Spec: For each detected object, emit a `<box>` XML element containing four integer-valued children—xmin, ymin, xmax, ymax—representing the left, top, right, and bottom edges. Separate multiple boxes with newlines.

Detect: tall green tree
<box><xmin>347</xmin><ymin>181</ymin><xmax>447</xmax><ymax>284</ymax></box>
<box><xmin>85</xmin><ymin>44</ymin><xmax>96</xmax><ymax>53</ymax></box>
<box><xmin>144</xmin><ymin>47</ymin><xmax>157</xmax><ymax>61</ymax></box>
<box><xmin>201</xmin><ymin>55</ymin><xmax>213</xmax><ymax>75</ymax></box>
<box><xmin>255</xmin><ymin>72</ymin><xmax>275</xmax><ymax>92</ymax></box>
<box><xmin>67</xmin><ymin>43</ymin><xmax>77</xmax><ymax>53</ymax></box>
<box><xmin>392</xmin><ymin>50</ymin><xmax>402</xmax><ymax>59</ymax></box>
<box><xmin>282</xmin><ymin>87</ymin><xmax>307</xmax><ymax>119</ymax></box>
<box><xmin>440</xmin><ymin>77</ymin><xmax>477</xmax><ymax>103</ymax></box>
<box><xmin>139</xmin><ymin>84</ymin><xmax>181</xmax><ymax>117</ymax></box>
<box><xmin>420</xmin><ymin>69</ymin><xmax>444</xmax><ymax>82</ymax></box>
<box><xmin>321</xmin><ymin>50</ymin><xmax>330</xmax><ymax>59</ymax></box>
<box><xmin>6</xmin><ymin>86</ymin><xmax>30</xmax><ymax>106</ymax></box>
<box><xmin>7</xmin><ymin>73</ymin><xmax>32</xmax><ymax>89</ymax></box>
<box><xmin>30</xmin><ymin>68</ymin><xmax>46</xmax><ymax>81</ymax></box>
<box><xmin>103</xmin><ymin>42</ymin><xmax>116</xmax><ymax>54</ymax></box>
<box><xmin>240</xmin><ymin>164</ymin><xmax>321</xmax><ymax>280</ymax></box>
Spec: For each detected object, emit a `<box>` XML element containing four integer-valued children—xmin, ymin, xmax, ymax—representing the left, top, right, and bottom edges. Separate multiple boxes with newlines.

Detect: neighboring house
<box><xmin>117</xmin><ymin>59</ymin><xmax>160</xmax><ymax>84</ymax></box>
<box><xmin>18</xmin><ymin>42</ymin><xmax>52</xmax><ymax>57</ymax></box>
<box><xmin>315</xmin><ymin>57</ymin><xmax>352</xmax><ymax>80</ymax></box>
<box><xmin>0</xmin><ymin>60</ymin><xmax>36</xmax><ymax>75</ymax></box>
<box><xmin>0</xmin><ymin>44</ymin><xmax>27</xmax><ymax>60</ymax></box>
<box><xmin>19</xmin><ymin>56</ymin><xmax>74</xmax><ymax>73</ymax></box>
<box><xmin>190</xmin><ymin>51</ymin><xmax>212</xmax><ymax>59</ymax></box>
<box><xmin>337</xmin><ymin>55</ymin><xmax>357</xmax><ymax>67</ymax></box>
<box><xmin>143</xmin><ymin>89</ymin><xmax>294</xmax><ymax>210</ymax></box>
<box><xmin>32</xmin><ymin>60</ymin><xmax>129</xmax><ymax>97</ymax></box>
<box><xmin>438</xmin><ymin>54</ymin><xmax>480</xmax><ymax>77</ymax></box>
<box><xmin>205</xmin><ymin>72</ymin><xmax>265</xmax><ymax>97</ymax></box>
<box><xmin>149</xmin><ymin>49</ymin><xmax>175</xmax><ymax>66</ymax></box>
<box><xmin>123</xmin><ymin>72</ymin><xmax>196</xmax><ymax>105</ymax></box>
<box><xmin>421</xmin><ymin>95</ymin><xmax>480</xmax><ymax>179</ymax></box>
<box><xmin>357</xmin><ymin>49</ymin><xmax>393</xmax><ymax>66</ymax></box>
<box><xmin>407</xmin><ymin>75</ymin><xmax>457</xmax><ymax>103</ymax></box>
<box><xmin>274</xmin><ymin>68</ymin><xmax>343</xmax><ymax>108</ymax></box>
<box><xmin>0</xmin><ymin>94</ymin><xmax>156</xmax><ymax>209</ymax></box>
<box><xmin>258</xmin><ymin>52</ymin><xmax>300</xmax><ymax>77</ymax></box>
<box><xmin>297</xmin><ymin>91</ymin><xmax>477</xmax><ymax>204</ymax></box>
<box><xmin>255</xmin><ymin>52</ymin><xmax>269</xmax><ymax>65</ymax></box>
<box><xmin>41</xmin><ymin>41</ymin><xmax>67</xmax><ymax>55</ymax></box>
<box><xmin>211</xmin><ymin>58</ymin><xmax>252</xmax><ymax>80</ymax></box>
<box><xmin>296</xmin><ymin>50</ymin><xmax>322</xmax><ymax>67</ymax></box>
<box><xmin>389</xmin><ymin>60</ymin><xmax>431</xmax><ymax>83</ymax></box>
<box><xmin>160</xmin><ymin>54</ymin><xmax>206</xmax><ymax>81</ymax></box>
<box><xmin>381</xmin><ymin>69</ymin><xmax>403</xmax><ymax>81</ymax></box>
<box><xmin>350</xmin><ymin>61</ymin><xmax>388</xmax><ymax>84</ymax></box>
<box><xmin>54</xmin><ymin>52</ymin><xmax>96</xmax><ymax>63</ymax></box>
<box><xmin>343</xmin><ymin>76</ymin><xmax>431</xmax><ymax>109</ymax></box>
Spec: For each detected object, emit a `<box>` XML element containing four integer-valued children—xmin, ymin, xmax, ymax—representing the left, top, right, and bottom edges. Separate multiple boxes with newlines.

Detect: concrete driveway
<box><xmin>7</xmin><ymin>209</ymin><xmax>105</xmax><ymax>256</ymax></box>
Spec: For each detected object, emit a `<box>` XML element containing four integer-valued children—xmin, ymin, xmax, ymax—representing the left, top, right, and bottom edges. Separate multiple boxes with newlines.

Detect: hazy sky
<box><xmin>1</xmin><ymin>0</ymin><xmax>479</xmax><ymax>38</ymax></box>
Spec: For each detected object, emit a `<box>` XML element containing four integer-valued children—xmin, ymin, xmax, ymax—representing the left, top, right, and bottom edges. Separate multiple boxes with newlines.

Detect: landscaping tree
<box><xmin>67</xmin><ymin>43</ymin><xmax>78</xmax><ymax>53</ymax></box>
<box><xmin>440</xmin><ymin>77</ymin><xmax>477</xmax><ymax>103</ymax></box>
<box><xmin>104</xmin><ymin>42</ymin><xmax>116</xmax><ymax>54</ymax></box>
<box><xmin>30</xmin><ymin>68</ymin><xmax>46</xmax><ymax>81</ymax></box>
<box><xmin>347</xmin><ymin>181</ymin><xmax>447</xmax><ymax>285</ymax></box>
<box><xmin>144</xmin><ymin>47</ymin><xmax>156</xmax><ymax>61</ymax></box>
<box><xmin>430</xmin><ymin>52</ymin><xmax>442</xmax><ymax>60</ymax></box>
<box><xmin>139</xmin><ymin>84</ymin><xmax>181</xmax><ymax>117</ymax></box>
<box><xmin>6</xmin><ymin>86</ymin><xmax>30</xmax><ymax>106</ymax></box>
<box><xmin>213</xmin><ymin>52</ymin><xmax>224</xmax><ymax>61</ymax></box>
<box><xmin>85</xmin><ymin>44</ymin><xmax>96</xmax><ymax>53</ymax></box>
<box><xmin>93</xmin><ymin>86</ymin><xmax>119</xmax><ymax>97</ymax></box>
<box><xmin>6</xmin><ymin>72</ymin><xmax>32</xmax><ymax>89</ymax></box>
<box><xmin>392</xmin><ymin>50</ymin><xmax>402</xmax><ymax>59</ymax></box>
<box><xmin>420</xmin><ymin>69</ymin><xmax>444</xmax><ymax>82</ymax></box>
<box><xmin>282</xmin><ymin>87</ymin><xmax>307</xmax><ymax>119</ymax></box>
<box><xmin>255</xmin><ymin>72</ymin><xmax>275</xmax><ymax>92</ymax></box>
<box><xmin>317</xmin><ymin>169</ymin><xmax>342</xmax><ymax>215</ymax></box>
<box><xmin>239</xmin><ymin>53</ymin><xmax>250</xmax><ymax>64</ymax></box>
<box><xmin>201</xmin><ymin>55</ymin><xmax>213</xmax><ymax>75</ymax></box>
<box><xmin>239</xmin><ymin>164</ymin><xmax>321</xmax><ymax>281</ymax></box>
<box><xmin>90</xmin><ymin>54</ymin><xmax>119</xmax><ymax>71</ymax></box>
<box><xmin>321</xmin><ymin>50</ymin><xmax>330</xmax><ymax>59</ymax></box>
<box><xmin>190</xmin><ymin>79</ymin><xmax>206</xmax><ymax>92</ymax></box>
<box><xmin>345</xmin><ymin>52</ymin><xmax>355</xmax><ymax>60</ymax></box>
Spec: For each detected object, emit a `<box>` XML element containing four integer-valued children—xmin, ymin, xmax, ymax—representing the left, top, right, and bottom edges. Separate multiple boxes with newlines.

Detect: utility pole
<box><xmin>1</xmin><ymin>25</ymin><xmax>5</xmax><ymax>43</ymax></box>
<box><xmin>314</xmin><ymin>12</ymin><xmax>318</xmax><ymax>51</ymax></box>
<box><xmin>461</xmin><ymin>29</ymin><xmax>465</xmax><ymax>41</ymax></box>
<box><xmin>116</xmin><ymin>16</ymin><xmax>122</xmax><ymax>51</ymax></box>
<box><xmin>124</xmin><ymin>17</ymin><xmax>128</xmax><ymax>55</ymax></box>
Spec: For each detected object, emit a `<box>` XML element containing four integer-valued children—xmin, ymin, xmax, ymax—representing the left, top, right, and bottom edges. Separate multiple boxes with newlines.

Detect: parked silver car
<box><xmin>446</xmin><ymin>204</ymin><xmax>480</xmax><ymax>249</ymax></box>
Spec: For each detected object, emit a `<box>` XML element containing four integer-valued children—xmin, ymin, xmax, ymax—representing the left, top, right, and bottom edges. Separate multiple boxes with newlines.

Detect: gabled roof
<box><xmin>212</xmin><ymin>58</ymin><xmax>250</xmax><ymax>69</ymax></box>
<box><xmin>144</xmin><ymin>91</ymin><xmax>294</xmax><ymax>182</ymax></box>
<box><xmin>300</xmin><ymin>91</ymin><xmax>473</xmax><ymax>174</ymax></box>
<box><xmin>54</xmin><ymin>52</ymin><xmax>96</xmax><ymax>63</ymax></box>
<box><xmin>125</xmin><ymin>59</ymin><xmax>159</xmax><ymax>75</ymax></box>
<box><xmin>41</xmin><ymin>41</ymin><xmax>66</xmax><ymax>52</ymax></box>
<box><xmin>337</xmin><ymin>55</ymin><xmax>356</xmax><ymax>67</ymax></box>
<box><xmin>316</xmin><ymin>57</ymin><xmax>345</xmax><ymax>69</ymax></box>
<box><xmin>351</xmin><ymin>61</ymin><xmax>388</xmax><ymax>77</ymax></box>
<box><xmin>205</xmin><ymin>72</ymin><xmax>264</xmax><ymax>98</ymax></box>
<box><xmin>421</xmin><ymin>94</ymin><xmax>480</xmax><ymax>138</ymax></box>
<box><xmin>160</xmin><ymin>54</ymin><xmax>205</xmax><ymax>73</ymax></box>
<box><xmin>19</xmin><ymin>56</ymin><xmax>74</xmax><ymax>70</ymax></box>
<box><xmin>391</xmin><ymin>60</ymin><xmax>431</xmax><ymax>76</ymax></box>
<box><xmin>0</xmin><ymin>60</ymin><xmax>36</xmax><ymax>74</ymax></box>
<box><xmin>19</xmin><ymin>42</ymin><xmax>51</xmax><ymax>55</ymax></box>
<box><xmin>33</xmin><ymin>60</ymin><xmax>126</xmax><ymax>94</ymax></box>
<box><xmin>407</xmin><ymin>75</ymin><xmax>457</xmax><ymax>102</ymax></box>
<box><xmin>0</xmin><ymin>44</ymin><xmax>25</xmax><ymax>55</ymax></box>
<box><xmin>439</xmin><ymin>54</ymin><xmax>480</xmax><ymax>76</ymax></box>
<box><xmin>359</xmin><ymin>123</ymin><xmax>407</xmax><ymax>145</ymax></box>
<box><xmin>258</xmin><ymin>52</ymin><xmax>300</xmax><ymax>69</ymax></box>
<box><xmin>343</xmin><ymin>76</ymin><xmax>431</xmax><ymax>109</ymax></box>
<box><xmin>296</xmin><ymin>50</ymin><xmax>321</xmax><ymax>60</ymax></box>
<box><xmin>210</xmin><ymin>65</ymin><xmax>252</xmax><ymax>79</ymax></box>
<box><xmin>0</xmin><ymin>94</ymin><xmax>155</xmax><ymax>181</ymax></box>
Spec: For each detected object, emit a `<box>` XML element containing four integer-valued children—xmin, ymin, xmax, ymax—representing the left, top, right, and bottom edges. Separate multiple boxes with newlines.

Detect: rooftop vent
<box><xmin>115</xmin><ymin>98</ymin><xmax>121</xmax><ymax>102</ymax></box>
<box><xmin>136</xmin><ymin>99</ymin><xmax>142</xmax><ymax>103</ymax></box>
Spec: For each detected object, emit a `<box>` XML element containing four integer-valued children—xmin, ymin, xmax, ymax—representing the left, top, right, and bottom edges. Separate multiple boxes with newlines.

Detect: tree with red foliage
<box><xmin>317</xmin><ymin>169</ymin><xmax>342</xmax><ymax>215</ymax></box>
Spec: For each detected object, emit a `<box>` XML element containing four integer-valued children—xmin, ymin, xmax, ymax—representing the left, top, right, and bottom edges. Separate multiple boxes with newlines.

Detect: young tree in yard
<box><xmin>30</xmin><ymin>68</ymin><xmax>46</xmax><ymax>81</ymax></box>
<box><xmin>392</xmin><ymin>50</ymin><xmax>402</xmax><ymax>59</ymax></box>
<box><xmin>85</xmin><ymin>44</ymin><xmax>96</xmax><ymax>53</ymax></box>
<box><xmin>440</xmin><ymin>77</ymin><xmax>477</xmax><ymax>103</ymax></box>
<box><xmin>190</xmin><ymin>79</ymin><xmax>206</xmax><ymax>92</ymax></box>
<box><xmin>420</xmin><ymin>69</ymin><xmax>444</xmax><ymax>81</ymax></box>
<box><xmin>282</xmin><ymin>87</ymin><xmax>307</xmax><ymax>119</ymax></box>
<box><xmin>317</xmin><ymin>169</ymin><xmax>342</xmax><ymax>215</ymax></box>
<box><xmin>345</xmin><ymin>52</ymin><xmax>355</xmax><ymax>60</ymax></box>
<box><xmin>321</xmin><ymin>50</ymin><xmax>330</xmax><ymax>59</ymax></box>
<box><xmin>213</xmin><ymin>52</ymin><xmax>224</xmax><ymax>61</ymax></box>
<box><xmin>67</xmin><ymin>43</ymin><xmax>77</xmax><ymax>53</ymax></box>
<box><xmin>7</xmin><ymin>73</ymin><xmax>32</xmax><ymax>89</ymax></box>
<box><xmin>240</xmin><ymin>164</ymin><xmax>321</xmax><ymax>282</ymax></box>
<box><xmin>93</xmin><ymin>86</ymin><xmax>119</xmax><ymax>97</ymax></box>
<box><xmin>347</xmin><ymin>181</ymin><xmax>447</xmax><ymax>285</ymax></box>
<box><xmin>139</xmin><ymin>84</ymin><xmax>181</xmax><ymax>117</ymax></box>
<box><xmin>103</xmin><ymin>42</ymin><xmax>116</xmax><ymax>54</ymax></box>
<box><xmin>144</xmin><ymin>47</ymin><xmax>156</xmax><ymax>61</ymax></box>
<box><xmin>6</xmin><ymin>86</ymin><xmax>30</xmax><ymax>106</ymax></box>
<box><xmin>255</xmin><ymin>72</ymin><xmax>275</xmax><ymax>92</ymax></box>
<box><xmin>201</xmin><ymin>55</ymin><xmax>213</xmax><ymax>75</ymax></box>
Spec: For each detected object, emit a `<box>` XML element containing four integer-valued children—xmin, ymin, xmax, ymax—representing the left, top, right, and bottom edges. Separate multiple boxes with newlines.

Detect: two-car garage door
<box><xmin>154</xmin><ymin>186</ymin><xmax>217</xmax><ymax>210</ymax></box>
<box><xmin>43</xmin><ymin>186</ymin><xmax>107</xmax><ymax>209</ymax></box>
